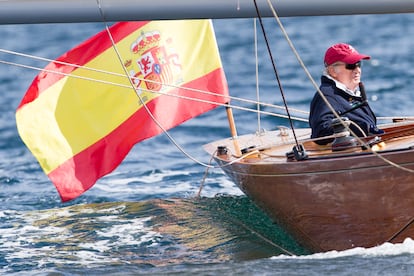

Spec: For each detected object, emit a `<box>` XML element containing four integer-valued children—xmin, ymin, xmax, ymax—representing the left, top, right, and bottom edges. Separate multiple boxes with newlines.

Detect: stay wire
<box><xmin>252</xmin><ymin>0</ymin><xmax>301</xmax><ymax>148</ymax></box>
<box><xmin>0</xmin><ymin>48</ymin><xmax>407</xmax><ymax>125</ymax></box>
<box><xmin>0</xmin><ymin>49</ymin><xmax>309</xmax><ymax>122</ymax></box>
<box><xmin>254</xmin><ymin>19</ymin><xmax>263</xmax><ymax>133</ymax></box>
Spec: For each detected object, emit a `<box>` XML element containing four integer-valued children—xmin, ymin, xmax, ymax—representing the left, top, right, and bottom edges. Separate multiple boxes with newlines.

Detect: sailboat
<box><xmin>3</xmin><ymin>0</ymin><xmax>414</xmax><ymax>253</ymax></box>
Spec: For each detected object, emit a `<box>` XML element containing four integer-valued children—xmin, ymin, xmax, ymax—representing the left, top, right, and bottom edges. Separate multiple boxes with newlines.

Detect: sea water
<box><xmin>1</xmin><ymin>13</ymin><xmax>414</xmax><ymax>275</ymax></box>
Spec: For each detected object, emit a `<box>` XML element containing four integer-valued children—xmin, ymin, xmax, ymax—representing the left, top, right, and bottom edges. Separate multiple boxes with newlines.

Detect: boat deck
<box><xmin>203</xmin><ymin>122</ymin><xmax>414</xmax><ymax>163</ymax></box>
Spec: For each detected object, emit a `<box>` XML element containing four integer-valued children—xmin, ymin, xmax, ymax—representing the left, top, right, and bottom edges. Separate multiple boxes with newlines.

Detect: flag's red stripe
<box><xmin>48</xmin><ymin>68</ymin><xmax>228</xmax><ymax>202</ymax></box>
<box><xmin>17</xmin><ymin>22</ymin><xmax>150</xmax><ymax>109</ymax></box>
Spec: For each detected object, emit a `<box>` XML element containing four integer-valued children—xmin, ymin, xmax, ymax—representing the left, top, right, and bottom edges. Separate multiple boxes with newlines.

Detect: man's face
<box><xmin>328</xmin><ymin>61</ymin><xmax>362</xmax><ymax>90</ymax></box>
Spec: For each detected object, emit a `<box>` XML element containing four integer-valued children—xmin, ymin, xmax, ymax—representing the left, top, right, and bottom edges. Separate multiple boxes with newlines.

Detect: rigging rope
<box><xmin>253</xmin><ymin>0</ymin><xmax>302</xmax><ymax>150</ymax></box>
<box><xmin>0</xmin><ymin>48</ymin><xmax>402</xmax><ymax>123</ymax></box>
<box><xmin>0</xmin><ymin>46</ymin><xmax>406</xmax><ymax>124</ymax></box>
<box><xmin>0</xmin><ymin>49</ymin><xmax>308</xmax><ymax>122</ymax></box>
<box><xmin>254</xmin><ymin>18</ymin><xmax>262</xmax><ymax>133</ymax></box>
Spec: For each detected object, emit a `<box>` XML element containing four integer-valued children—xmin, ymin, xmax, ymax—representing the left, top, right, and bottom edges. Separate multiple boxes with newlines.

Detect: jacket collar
<box><xmin>323</xmin><ymin>73</ymin><xmax>361</xmax><ymax>97</ymax></box>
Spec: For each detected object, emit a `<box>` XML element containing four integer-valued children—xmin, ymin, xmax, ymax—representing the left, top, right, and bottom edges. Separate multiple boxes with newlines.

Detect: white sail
<box><xmin>1</xmin><ymin>0</ymin><xmax>414</xmax><ymax>24</ymax></box>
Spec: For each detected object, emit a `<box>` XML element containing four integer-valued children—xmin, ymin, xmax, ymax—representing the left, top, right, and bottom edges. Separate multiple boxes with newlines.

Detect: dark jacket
<box><xmin>309</xmin><ymin>76</ymin><xmax>380</xmax><ymax>144</ymax></box>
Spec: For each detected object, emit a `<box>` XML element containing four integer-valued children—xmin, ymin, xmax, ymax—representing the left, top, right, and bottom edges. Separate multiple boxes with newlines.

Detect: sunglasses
<box><xmin>345</xmin><ymin>61</ymin><xmax>362</xmax><ymax>70</ymax></box>
<box><xmin>332</xmin><ymin>61</ymin><xmax>362</xmax><ymax>70</ymax></box>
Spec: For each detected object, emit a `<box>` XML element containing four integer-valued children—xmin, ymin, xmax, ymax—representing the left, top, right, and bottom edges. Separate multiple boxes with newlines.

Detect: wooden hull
<box><xmin>204</xmin><ymin>123</ymin><xmax>414</xmax><ymax>252</ymax></box>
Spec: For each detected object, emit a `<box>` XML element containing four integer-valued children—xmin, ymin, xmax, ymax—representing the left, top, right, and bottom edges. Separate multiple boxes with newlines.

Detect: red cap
<box><xmin>324</xmin><ymin>43</ymin><xmax>370</xmax><ymax>66</ymax></box>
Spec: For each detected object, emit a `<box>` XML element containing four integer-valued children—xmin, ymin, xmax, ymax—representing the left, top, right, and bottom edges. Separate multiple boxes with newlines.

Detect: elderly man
<box><xmin>309</xmin><ymin>43</ymin><xmax>383</xmax><ymax>144</ymax></box>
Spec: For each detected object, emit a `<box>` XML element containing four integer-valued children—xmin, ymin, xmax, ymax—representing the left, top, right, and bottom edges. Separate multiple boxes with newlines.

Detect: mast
<box><xmin>1</xmin><ymin>0</ymin><xmax>414</xmax><ymax>24</ymax></box>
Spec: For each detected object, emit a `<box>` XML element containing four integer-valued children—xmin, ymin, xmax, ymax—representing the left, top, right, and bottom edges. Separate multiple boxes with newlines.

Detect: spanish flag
<box><xmin>15</xmin><ymin>20</ymin><xmax>229</xmax><ymax>202</ymax></box>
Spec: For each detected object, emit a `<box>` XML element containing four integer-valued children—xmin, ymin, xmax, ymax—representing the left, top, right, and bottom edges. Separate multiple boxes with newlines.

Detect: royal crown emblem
<box><xmin>131</xmin><ymin>31</ymin><xmax>161</xmax><ymax>56</ymax></box>
<box><xmin>126</xmin><ymin>30</ymin><xmax>182</xmax><ymax>94</ymax></box>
